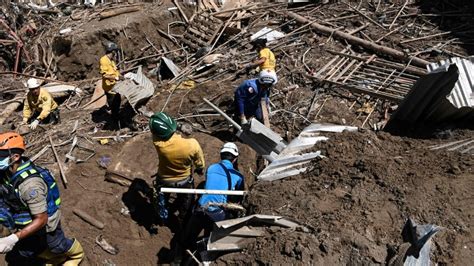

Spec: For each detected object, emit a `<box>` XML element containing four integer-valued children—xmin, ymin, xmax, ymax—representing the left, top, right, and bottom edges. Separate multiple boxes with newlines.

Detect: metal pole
<box><xmin>160</xmin><ymin>187</ymin><xmax>246</xmax><ymax>195</ymax></box>
<box><xmin>203</xmin><ymin>97</ymin><xmax>242</xmax><ymax>131</ymax></box>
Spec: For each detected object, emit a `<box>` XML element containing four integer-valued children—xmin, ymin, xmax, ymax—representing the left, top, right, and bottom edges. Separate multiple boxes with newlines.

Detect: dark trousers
<box><xmin>183</xmin><ymin>207</ymin><xmax>226</xmax><ymax>252</ymax></box>
<box><xmin>29</xmin><ymin>109</ymin><xmax>60</xmax><ymax>125</ymax></box>
<box><xmin>154</xmin><ymin>176</ymin><xmax>195</xmax><ymax>225</ymax></box>
<box><xmin>234</xmin><ymin>101</ymin><xmax>263</xmax><ymax>124</ymax></box>
<box><xmin>6</xmin><ymin>223</ymin><xmax>73</xmax><ymax>265</ymax></box>
<box><xmin>106</xmin><ymin>92</ymin><xmax>121</xmax><ymax>118</ymax></box>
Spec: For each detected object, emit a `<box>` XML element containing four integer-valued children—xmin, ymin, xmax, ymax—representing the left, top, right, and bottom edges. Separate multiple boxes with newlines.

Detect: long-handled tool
<box><xmin>203</xmin><ymin>98</ymin><xmax>286</xmax><ymax>162</ymax></box>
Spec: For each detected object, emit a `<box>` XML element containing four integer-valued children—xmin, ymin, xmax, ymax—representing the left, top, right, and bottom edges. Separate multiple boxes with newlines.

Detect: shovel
<box><xmin>203</xmin><ymin>98</ymin><xmax>286</xmax><ymax>162</ymax></box>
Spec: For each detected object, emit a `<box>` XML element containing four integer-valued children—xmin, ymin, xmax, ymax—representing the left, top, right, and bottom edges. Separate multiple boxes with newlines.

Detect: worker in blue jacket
<box><xmin>234</xmin><ymin>70</ymin><xmax>275</xmax><ymax>125</ymax></box>
<box><xmin>183</xmin><ymin>142</ymin><xmax>244</xmax><ymax>252</ymax></box>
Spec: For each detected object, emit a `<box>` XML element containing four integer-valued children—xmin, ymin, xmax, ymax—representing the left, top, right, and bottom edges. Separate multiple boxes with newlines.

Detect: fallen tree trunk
<box><xmin>286</xmin><ymin>11</ymin><xmax>430</xmax><ymax>68</ymax></box>
<box><xmin>73</xmin><ymin>209</ymin><xmax>105</xmax><ymax>230</ymax></box>
<box><xmin>99</xmin><ymin>6</ymin><xmax>141</xmax><ymax>20</ymax></box>
<box><xmin>0</xmin><ymin>99</ymin><xmax>23</xmax><ymax>125</ymax></box>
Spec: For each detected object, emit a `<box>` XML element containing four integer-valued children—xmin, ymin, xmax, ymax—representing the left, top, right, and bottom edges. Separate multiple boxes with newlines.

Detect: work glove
<box><xmin>29</xmin><ymin>119</ymin><xmax>40</xmax><ymax>130</ymax></box>
<box><xmin>240</xmin><ymin>116</ymin><xmax>248</xmax><ymax>125</ymax></box>
<box><xmin>0</xmin><ymin>234</ymin><xmax>19</xmax><ymax>253</ymax></box>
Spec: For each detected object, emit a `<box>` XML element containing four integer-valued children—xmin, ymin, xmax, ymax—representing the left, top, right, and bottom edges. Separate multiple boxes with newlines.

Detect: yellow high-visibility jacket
<box><xmin>259</xmin><ymin>48</ymin><xmax>276</xmax><ymax>71</ymax></box>
<box><xmin>23</xmin><ymin>88</ymin><xmax>58</xmax><ymax>122</ymax></box>
<box><xmin>99</xmin><ymin>55</ymin><xmax>120</xmax><ymax>92</ymax></box>
<box><xmin>153</xmin><ymin>133</ymin><xmax>205</xmax><ymax>182</ymax></box>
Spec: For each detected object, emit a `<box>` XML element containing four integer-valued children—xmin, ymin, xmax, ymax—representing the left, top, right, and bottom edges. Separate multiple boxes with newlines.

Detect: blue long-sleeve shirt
<box><xmin>234</xmin><ymin>79</ymin><xmax>269</xmax><ymax>117</ymax></box>
<box><xmin>198</xmin><ymin>160</ymin><xmax>244</xmax><ymax>211</ymax></box>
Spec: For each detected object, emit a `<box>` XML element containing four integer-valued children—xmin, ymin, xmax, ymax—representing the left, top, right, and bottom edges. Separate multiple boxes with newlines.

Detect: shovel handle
<box><xmin>203</xmin><ymin>98</ymin><xmax>242</xmax><ymax>131</ymax></box>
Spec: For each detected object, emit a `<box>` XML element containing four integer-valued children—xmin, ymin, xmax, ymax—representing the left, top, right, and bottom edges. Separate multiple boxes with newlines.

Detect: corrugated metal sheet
<box><xmin>385</xmin><ymin>62</ymin><xmax>474</xmax><ymax>134</ymax></box>
<box><xmin>258</xmin><ymin>124</ymin><xmax>358</xmax><ymax>181</ymax></box>
<box><xmin>428</xmin><ymin>138</ymin><xmax>474</xmax><ymax>155</ymax></box>
<box><xmin>427</xmin><ymin>57</ymin><xmax>474</xmax><ymax>108</ymax></box>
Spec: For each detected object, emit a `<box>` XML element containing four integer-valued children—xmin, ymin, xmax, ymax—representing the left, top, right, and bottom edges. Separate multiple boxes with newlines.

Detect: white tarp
<box><xmin>250</xmin><ymin>27</ymin><xmax>285</xmax><ymax>43</ymax></box>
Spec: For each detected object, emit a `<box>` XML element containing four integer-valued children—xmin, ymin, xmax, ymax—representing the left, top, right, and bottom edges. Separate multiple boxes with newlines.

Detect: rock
<box><xmin>180</xmin><ymin>123</ymin><xmax>193</xmax><ymax>135</ymax></box>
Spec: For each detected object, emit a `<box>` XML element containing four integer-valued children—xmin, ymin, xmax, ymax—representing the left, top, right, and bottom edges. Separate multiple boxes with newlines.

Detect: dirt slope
<box><xmin>218</xmin><ymin>130</ymin><xmax>473</xmax><ymax>265</ymax></box>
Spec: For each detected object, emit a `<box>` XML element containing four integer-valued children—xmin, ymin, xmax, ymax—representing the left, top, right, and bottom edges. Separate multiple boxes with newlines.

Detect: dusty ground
<box><xmin>219</xmin><ymin>130</ymin><xmax>473</xmax><ymax>265</ymax></box>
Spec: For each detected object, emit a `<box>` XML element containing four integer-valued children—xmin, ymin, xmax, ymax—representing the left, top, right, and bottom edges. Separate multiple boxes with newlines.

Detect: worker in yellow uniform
<box><xmin>149</xmin><ymin>112</ymin><xmax>205</xmax><ymax>263</ymax></box>
<box><xmin>99</xmin><ymin>42</ymin><xmax>122</xmax><ymax>119</ymax></box>
<box><xmin>22</xmin><ymin>78</ymin><xmax>59</xmax><ymax>130</ymax></box>
<box><xmin>243</xmin><ymin>38</ymin><xmax>278</xmax><ymax>84</ymax></box>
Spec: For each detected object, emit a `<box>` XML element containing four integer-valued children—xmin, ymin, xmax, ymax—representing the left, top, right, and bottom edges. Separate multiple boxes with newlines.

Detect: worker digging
<box><xmin>234</xmin><ymin>71</ymin><xmax>275</xmax><ymax>125</ymax></box>
<box><xmin>149</xmin><ymin>112</ymin><xmax>205</xmax><ymax>263</ymax></box>
<box><xmin>0</xmin><ymin>1</ymin><xmax>473</xmax><ymax>265</ymax></box>
<box><xmin>22</xmin><ymin>78</ymin><xmax>60</xmax><ymax>130</ymax></box>
<box><xmin>243</xmin><ymin>38</ymin><xmax>278</xmax><ymax>85</ymax></box>
<box><xmin>183</xmin><ymin>142</ymin><xmax>244</xmax><ymax>255</ymax></box>
<box><xmin>0</xmin><ymin>133</ymin><xmax>83</xmax><ymax>265</ymax></box>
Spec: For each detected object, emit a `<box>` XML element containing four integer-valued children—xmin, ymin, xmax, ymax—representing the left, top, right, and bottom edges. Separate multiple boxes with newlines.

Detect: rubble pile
<box><xmin>0</xmin><ymin>0</ymin><xmax>472</xmax><ymax>264</ymax></box>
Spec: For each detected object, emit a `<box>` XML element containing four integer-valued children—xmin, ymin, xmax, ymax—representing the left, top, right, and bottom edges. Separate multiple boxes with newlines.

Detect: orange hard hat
<box><xmin>0</xmin><ymin>132</ymin><xmax>26</xmax><ymax>152</ymax></box>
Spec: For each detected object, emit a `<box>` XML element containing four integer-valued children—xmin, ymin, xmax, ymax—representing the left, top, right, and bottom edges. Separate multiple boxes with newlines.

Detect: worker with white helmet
<box><xmin>22</xmin><ymin>78</ymin><xmax>59</xmax><ymax>130</ymax></box>
<box><xmin>234</xmin><ymin>71</ymin><xmax>275</xmax><ymax>125</ymax></box>
<box><xmin>183</xmin><ymin>142</ymin><xmax>244</xmax><ymax>254</ymax></box>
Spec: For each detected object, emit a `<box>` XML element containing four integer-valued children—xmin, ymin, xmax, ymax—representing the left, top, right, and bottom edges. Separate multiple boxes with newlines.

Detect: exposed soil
<box><xmin>1</xmin><ymin>1</ymin><xmax>473</xmax><ymax>265</ymax></box>
<box><xmin>219</xmin><ymin>130</ymin><xmax>473</xmax><ymax>265</ymax></box>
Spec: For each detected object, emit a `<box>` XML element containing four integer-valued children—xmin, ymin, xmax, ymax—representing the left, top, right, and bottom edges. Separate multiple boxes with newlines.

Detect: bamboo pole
<box><xmin>287</xmin><ymin>12</ymin><xmax>430</xmax><ymax>67</ymax></box>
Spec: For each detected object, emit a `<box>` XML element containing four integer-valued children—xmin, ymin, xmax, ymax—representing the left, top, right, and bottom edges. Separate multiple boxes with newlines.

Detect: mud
<box><xmin>219</xmin><ymin>130</ymin><xmax>473</xmax><ymax>265</ymax></box>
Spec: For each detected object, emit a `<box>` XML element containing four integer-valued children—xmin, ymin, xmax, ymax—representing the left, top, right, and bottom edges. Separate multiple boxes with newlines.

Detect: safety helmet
<box><xmin>258</xmin><ymin>70</ymin><xmax>275</xmax><ymax>85</ymax></box>
<box><xmin>251</xmin><ymin>38</ymin><xmax>267</xmax><ymax>48</ymax></box>
<box><xmin>0</xmin><ymin>132</ymin><xmax>26</xmax><ymax>153</ymax></box>
<box><xmin>105</xmin><ymin>42</ymin><xmax>118</xmax><ymax>53</ymax></box>
<box><xmin>26</xmin><ymin>78</ymin><xmax>41</xmax><ymax>89</ymax></box>
<box><xmin>149</xmin><ymin>112</ymin><xmax>177</xmax><ymax>140</ymax></box>
<box><xmin>220</xmin><ymin>142</ymin><xmax>239</xmax><ymax>156</ymax></box>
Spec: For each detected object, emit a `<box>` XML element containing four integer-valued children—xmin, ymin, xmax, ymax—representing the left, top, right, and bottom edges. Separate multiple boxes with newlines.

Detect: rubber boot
<box><xmin>38</xmin><ymin>239</ymin><xmax>84</xmax><ymax>266</ymax></box>
<box><xmin>63</xmin><ymin>239</ymin><xmax>84</xmax><ymax>266</ymax></box>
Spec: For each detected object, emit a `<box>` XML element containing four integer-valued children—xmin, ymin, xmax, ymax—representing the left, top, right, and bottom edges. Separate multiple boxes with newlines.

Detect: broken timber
<box><xmin>181</xmin><ymin>13</ymin><xmax>224</xmax><ymax>50</ymax></box>
<box><xmin>286</xmin><ymin>12</ymin><xmax>430</xmax><ymax>67</ymax></box>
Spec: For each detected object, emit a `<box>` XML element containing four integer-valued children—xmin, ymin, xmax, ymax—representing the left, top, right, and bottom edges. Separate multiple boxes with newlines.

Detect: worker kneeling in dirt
<box><xmin>100</xmin><ymin>42</ymin><xmax>122</xmax><ymax>119</ymax></box>
<box><xmin>184</xmin><ymin>142</ymin><xmax>244</xmax><ymax>251</ymax></box>
<box><xmin>243</xmin><ymin>38</ymin><xmax>277</xmax><ymax>84</ymax></box>
<box><xmin>234</xmin><ymin>71</ymin><xmax>275</xmax><ymax>125</ymax></box>
<box><xmin>0</xmin><ymin>132</ymin><xmax>84</xmax><ymax>265</ymax></box>
<box><xmin>149</xmin><ymin>112</ymin><xmax>205</xmax><ymax>225</ymax></box>
<box><xmin>22</xmin><ymin>78</ymin><xmax>60</xmax><ymax>130</ymax></box>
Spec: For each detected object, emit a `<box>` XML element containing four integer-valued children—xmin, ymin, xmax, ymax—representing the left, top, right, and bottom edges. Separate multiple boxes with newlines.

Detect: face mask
<box><xmin>0</xmin><ymin>157</ymin><xmax>10</xmax><ymax>171</ymax></box>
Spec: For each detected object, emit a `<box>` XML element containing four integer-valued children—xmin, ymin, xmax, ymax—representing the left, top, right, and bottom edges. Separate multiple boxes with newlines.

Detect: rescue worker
<box><xmin>243</xmin><ymin>38</ymin><xmax>277</xmax><ymax>84</ymax></box>
<box><xmin>99</xmin><ymin>42</ymin><xmax>122</xmax><ymax>119</ymax></box>
<box><xmin>22</xmin><ymin>78</ymin><xmax>60</xmax><ymax>130</ymax></box>
<box><xmin>0</xmin><ymin>132</ymin><xmax>84</xmax><ymax>265</ymax></box>
<box><xmin>183</xmin><ymin>143</ymin><xmax>244</xmax><ymax>258</ymax></box>
<box><xmin>234</xmin><ymin>71</ymin><xmax>276</xmax><ymax>125</ymax></box>
<box><xmin>149</xmin><ymin>112</ymin><xmax>205</xmax><ymax>224</ymax></box>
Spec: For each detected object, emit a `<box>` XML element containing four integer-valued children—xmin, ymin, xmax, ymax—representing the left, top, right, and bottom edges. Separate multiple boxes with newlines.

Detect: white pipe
<box><xmin>160</xmin><ymin>187</ymin><xmax>247</xmax><ymax>195</ymax></box>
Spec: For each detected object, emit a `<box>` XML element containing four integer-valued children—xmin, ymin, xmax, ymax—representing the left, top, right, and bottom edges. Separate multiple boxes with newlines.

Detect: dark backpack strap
<box><xmin>217</xmin><ymin>163</ymin><xmax>232</xmax><ymax>191</ymax></box>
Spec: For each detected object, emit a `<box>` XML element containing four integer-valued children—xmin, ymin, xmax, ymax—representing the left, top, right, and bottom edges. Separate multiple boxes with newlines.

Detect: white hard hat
<box><xmin>258</xmin><ymin>70</ymin><xmax>275</xmax><ymax>85</ymax></box>
<box><xmin>220</xmin><ymin>142</ymin><xmax>239</xmax><ymax>156</ymax></box>
<box><xmin>26</xmin><ymin>78</ymin><xmax>41</xmax><ymax>89</ymax></box>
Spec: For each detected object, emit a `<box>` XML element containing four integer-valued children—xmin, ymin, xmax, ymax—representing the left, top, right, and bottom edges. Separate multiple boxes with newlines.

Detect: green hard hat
<box><xmin>149</xmin><ymin>112</ymin><xmax>177</xmax><ymax>140</ymax></box>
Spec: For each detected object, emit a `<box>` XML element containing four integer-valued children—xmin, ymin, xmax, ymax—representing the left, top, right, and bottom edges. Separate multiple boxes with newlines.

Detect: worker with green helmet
<box><xmin>149</xmin><ymin>112</ymin><xmax>205</xmax><ymax>223</ymax></box>
<box><xmin>149</xmin><ymin>112</ymin><xmax>205</xmax><ymax>262</ymax></box>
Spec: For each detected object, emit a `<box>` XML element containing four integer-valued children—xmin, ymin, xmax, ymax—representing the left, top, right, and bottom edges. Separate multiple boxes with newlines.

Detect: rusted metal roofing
<box><xmin>427</xmin><ymin>57</ymin><xmax>474</xmax><ymax>109</ymax></box>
